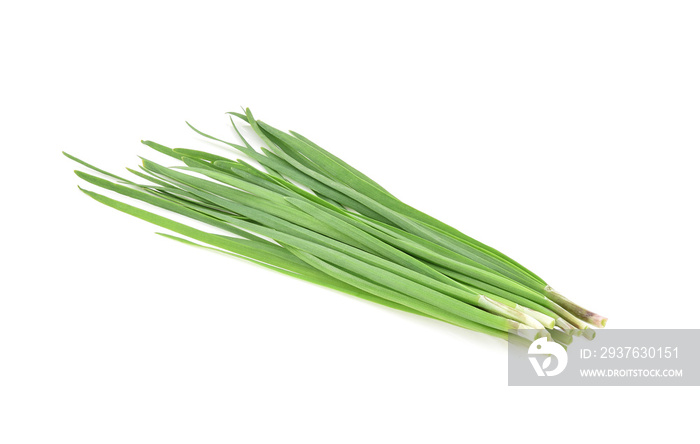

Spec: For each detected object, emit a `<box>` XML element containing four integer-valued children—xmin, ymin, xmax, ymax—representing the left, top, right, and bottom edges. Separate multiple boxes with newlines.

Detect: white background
<box><xmin>1</xmin><ymin>1</ymin><xmax>698</xmax><ymax>442</ymax></box>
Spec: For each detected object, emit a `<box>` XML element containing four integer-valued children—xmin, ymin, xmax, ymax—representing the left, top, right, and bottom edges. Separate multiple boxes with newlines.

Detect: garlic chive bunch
<box><xmin>66</xmin><ymin>109</ymin><xmax>607</xmax><ymax>344</ymax></box>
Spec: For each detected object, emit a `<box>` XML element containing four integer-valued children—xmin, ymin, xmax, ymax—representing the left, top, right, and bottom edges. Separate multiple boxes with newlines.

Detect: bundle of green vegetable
<box><xmin>65</xmin><ymin>109</ymin><xmax>606</xmax><ymax>344</ymax></box>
